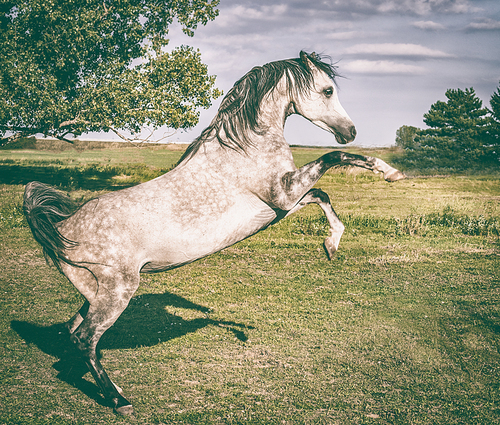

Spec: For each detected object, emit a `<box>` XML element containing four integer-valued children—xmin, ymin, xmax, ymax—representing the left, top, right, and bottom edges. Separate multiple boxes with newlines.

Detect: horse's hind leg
<box><xmin>66</xmin><ymin>301</ymin><xmax>90</xmax><ymax>334</ymax></box>
<box><xmin>72</xmin><ymin>303</ymin><xmax>134</xmax><ymax>414</ymax></box>
<box><xmin>286</xmin><ymin>188</ymin><xmax>344</xmax><ymax>259</ymax></box>
<box><xmin>70</xmin><ymin>271</ymin><xmax>139</xmax><ymax>415</ymax></box>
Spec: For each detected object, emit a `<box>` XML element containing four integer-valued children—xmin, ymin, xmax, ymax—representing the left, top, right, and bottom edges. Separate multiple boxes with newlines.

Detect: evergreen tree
<box><xmin>488</xmin><ymin>82</ymin><xmax>500</xmax><ymax>160</ymax></box>
<box><xmin>491</xmin><ymin>82</ymin><xmax>500</xmax><ymax>123</ymax></box>
<box><xmin>416</xmin><ymin>87</ymin><xmax>492</xmax><ymax>167</ymax></box>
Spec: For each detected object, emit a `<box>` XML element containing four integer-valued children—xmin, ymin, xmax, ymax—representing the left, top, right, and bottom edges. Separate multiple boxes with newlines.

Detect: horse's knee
<box><xmin>308</xmin><ymin>188</ymin><xmax>331</xmax><ymax>204</ymax></box>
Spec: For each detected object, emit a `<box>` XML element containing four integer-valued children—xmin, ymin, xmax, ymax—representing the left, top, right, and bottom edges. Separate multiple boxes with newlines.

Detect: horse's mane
<box><xmin>178</xmin><ymin>51</ymin><xmax>339</xmax><ymax>163</ymax></box>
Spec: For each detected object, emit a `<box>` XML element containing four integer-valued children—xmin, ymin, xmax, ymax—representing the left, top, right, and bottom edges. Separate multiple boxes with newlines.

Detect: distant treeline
<box><xmin>0</xmin><ymin>137</ymin><xmax>189</xmax><ymax>151</ymax></box>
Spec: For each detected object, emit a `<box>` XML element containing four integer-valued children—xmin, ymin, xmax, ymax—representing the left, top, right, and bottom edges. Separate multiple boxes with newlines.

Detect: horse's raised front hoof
<box><xmin>114</xmin><ymin>403</ymin><xmax>134</xmax><ymax>416</ymax></box>
<box><xmin>384</xmin><ymin>169</ymin><xmax>406</xmax><ymax>182</ymax></box>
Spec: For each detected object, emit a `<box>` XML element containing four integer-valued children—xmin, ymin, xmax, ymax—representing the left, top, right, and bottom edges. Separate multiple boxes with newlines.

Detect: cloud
<box><xmin>375</xmin><ymin>0</ymin><xmax>474</xmax><ymax>15</ymax></box>
<box><xmin>465</xmin><ymin>18</ymin><xmax>500</xmax><ymax>31</ymax></box>
<box><xmin>208</xmin><ymin>0</ymin><xmax>479</xmax><ymax>30</ymax></box>
<box><xmin>325</xmin><ymin>31</ymin><xmax>362</xmax><ymax>40</ymax></box>
<box><xmin>212</xmin><ymin>4</ymin><xmax>291</xmax><ymax>31</ymax></box>
<box><xmin>342</xmin><ymin>60</ymin><xmax>426</xmax><ymax>74</ymax></box>
<box><xmin>344</xmin><ymin>43</ymin><xmax>454</xmax><ymax>58</ymax></box>
<box><xmin>412</xmin><ymin>20</ymin><xmax>447</xmax><ymax>30</ymax></box>
<box><xmin>274</xmin><ymin>0</ymin><xmax>477</xmax><ymax>16</ymax></box>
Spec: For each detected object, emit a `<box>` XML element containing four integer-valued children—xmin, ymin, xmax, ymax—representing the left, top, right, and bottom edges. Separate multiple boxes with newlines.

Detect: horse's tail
<box><xmin>23</xmin><ymin>182</ymin><xmax>78</xmax><ymax>270</ymax></box>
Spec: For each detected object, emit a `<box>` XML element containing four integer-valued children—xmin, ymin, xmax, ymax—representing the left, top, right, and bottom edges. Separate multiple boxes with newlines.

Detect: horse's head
<box><xmin>292</xmin><ymin>52</ymin><xmax>356</xmax><ymax>144</ymax></box>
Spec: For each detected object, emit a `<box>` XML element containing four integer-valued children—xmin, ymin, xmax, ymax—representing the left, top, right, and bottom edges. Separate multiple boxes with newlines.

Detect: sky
<box><xmin>99</xmin><ymin>0</ymin><xmax>500</xmax><ymax>148</ymax></box>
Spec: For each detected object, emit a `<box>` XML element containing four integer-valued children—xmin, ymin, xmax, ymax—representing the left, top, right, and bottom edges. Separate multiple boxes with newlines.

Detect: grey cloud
<box><xmin>214</xmin><ymin>0</ymin><xmax>477</xmax><ymax>18</ymax></box>
<box><xmin>344</xmin><ymin>43</ymin><xmax>454</xmax><ymax>58</ymax></box>
<box><xmin>343</xmin><ymin>59</ymin><xmax>426</xmax><ymax>74</ymax></box>
<box><xmin>374</xmin><ymin>0</ymin><xmax>474</xmax><ymax>15</ymax></box>
<box><xmin>412</xmin><ymin>20</ymin><xmax>447</xmax><ymax>30</ymax></box>
<box><xmin>465</xmin><ymin>18</ymin><xmax>500</xmax><ymax>31</ymax></box>
<box><xmin>202</xmin><ymin>0</ymin><xmax>485</xmax><ymax>41</ymax></box>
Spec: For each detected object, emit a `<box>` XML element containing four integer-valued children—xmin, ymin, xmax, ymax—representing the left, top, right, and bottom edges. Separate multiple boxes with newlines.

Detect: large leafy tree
<box><xmin>0</xmin><ymin>0</ymin><xmax>222</xmax><ymax>143</ymax></box>
<box><xmin>416</xmin><ymin>87</ymin><xmax>493</xmax><ymax>167</ymax></box>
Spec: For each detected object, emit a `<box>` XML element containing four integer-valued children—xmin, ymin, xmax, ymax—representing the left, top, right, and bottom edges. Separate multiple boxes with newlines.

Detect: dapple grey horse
<box><xmin>23</xmin><ymin>51</ymin><xmax>404</xmax><ymax>414</ymax></box>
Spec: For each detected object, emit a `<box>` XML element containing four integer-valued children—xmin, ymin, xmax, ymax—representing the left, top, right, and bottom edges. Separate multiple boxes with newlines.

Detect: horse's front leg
<box><xmin>337</xmin><ymin>152</ymin><xmax>406</xmax><ymax>182</ymax></box>
<box><xmin>284</xmin><ymin>189</ymin><xmax>344</xmax><ymax>259</ymax></box>
<box><xmin>269</xmin><ymin>151</ymin><xmax>405</xmax><ymax>256</ymax></box>
<box><xmin>274</xmin><ymin>151</ymin><xmax>405</xmax><ymax>211</ymax></box>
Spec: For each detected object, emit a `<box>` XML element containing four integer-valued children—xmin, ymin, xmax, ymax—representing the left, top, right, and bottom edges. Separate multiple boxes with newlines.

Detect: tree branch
<box><xmin>59</xmin><ymin>118</ymin><xmax>90</xmax><ymax>128</ymax></box>
<box><xmin>108</xmin><ymin>126</ymin><xmax>178</xmax><ymax>148</ymax></box>
<box><xmin>0</xmin><ymin>126</ymin><xmax>40</xmax><ymax>146</ymax></box>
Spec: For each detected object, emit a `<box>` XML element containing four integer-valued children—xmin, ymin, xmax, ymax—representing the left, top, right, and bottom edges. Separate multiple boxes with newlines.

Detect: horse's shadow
<box><xmin>11</xmin><ymin>291</ymin><xmax>253</xmax><ymax>408</ymax></box>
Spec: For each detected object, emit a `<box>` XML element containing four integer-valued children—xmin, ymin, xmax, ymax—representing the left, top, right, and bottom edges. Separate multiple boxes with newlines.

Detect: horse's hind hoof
<box><xmin>324</xmin><ymin>229</ymin><xmax>341</xmax><ymax>260</ymax></box>
<box><xmin>114</xmin><ymin>404</ymin><xmax>134</xmax><ymax>416</ymax></box>
<box><xmin>324</xmin><ymin>238</ymin><xmax>336</xmax><ymax>260</ymax></box>
<box><xmin>384</xmin><ymin>169</ymin><xmax>406</xmax><ymax>182</ymax></box>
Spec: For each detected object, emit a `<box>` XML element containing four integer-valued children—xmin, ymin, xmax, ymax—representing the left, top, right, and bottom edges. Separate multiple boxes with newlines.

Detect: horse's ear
<box><xmin>299</xmin><ymin>51</ymin><xmax>317</xmax><ymax>72</ymax></box>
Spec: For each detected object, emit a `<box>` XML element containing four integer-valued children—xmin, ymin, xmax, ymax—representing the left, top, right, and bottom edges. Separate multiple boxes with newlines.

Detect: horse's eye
<box><xmin>323</xmin><ymin>87</ymin><xmax>334</xmax><ymax>98</ymax></box>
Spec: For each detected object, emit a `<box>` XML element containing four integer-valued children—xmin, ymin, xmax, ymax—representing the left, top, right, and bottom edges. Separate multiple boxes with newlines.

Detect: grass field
<box><xmin>0</xmin><ymin>143</ymin><xmax>499</xmax><ymax>424</ymax></box>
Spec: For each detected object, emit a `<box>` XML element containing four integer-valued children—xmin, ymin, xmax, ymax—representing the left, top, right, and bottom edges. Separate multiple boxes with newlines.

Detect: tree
<box><xmin>395</xmin><ymin>125</ymin><xmax>419</xmax><ymax>150</ymax></box>
<box><xmin>416</xmin><ymin>87</ymin><xmax>493</xmax><ymax>167</ymax></box>
<box><xmin>488</xmin><ymin>82</ymin><xmax>500</xmax><ymax>158</ymax></box>
<box><xmin>490</xmin><ymin>82</ymin><xmax>500</xmax><ymax>123</ymax></box>
<box><xmin>0</xmin><ymin>0</ymin><xmax>222</xmax><ymax>144</ymax></box>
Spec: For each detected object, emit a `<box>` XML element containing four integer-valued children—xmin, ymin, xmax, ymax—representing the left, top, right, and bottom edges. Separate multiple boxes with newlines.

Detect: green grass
<box><xmin>0</xmin><ymin>145</ymin><xmax>499</xmax><ymax>424</ymax></box>
<box><xmin>0</xmin><ymin>143</ymin><xmax>185</xmax><ymax>191</ymax></box>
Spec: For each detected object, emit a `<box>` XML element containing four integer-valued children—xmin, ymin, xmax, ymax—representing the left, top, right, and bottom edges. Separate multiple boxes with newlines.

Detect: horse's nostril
<box><xmin>350</xmin><ymin>126</ymin><xmax>357</xmax><ymax>139</ymax></box>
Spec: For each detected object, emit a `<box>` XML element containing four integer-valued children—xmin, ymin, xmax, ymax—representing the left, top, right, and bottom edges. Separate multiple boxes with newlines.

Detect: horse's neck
<box><xmin>182</xmin><ymin>81</ymin><xmax>296</xmax><ymax>178</ymax></box>
<box><xmin>259</xmin><ymin>81</ymin><xmax>292</xmax><ymax>136</ymax></box>
<box><xmin>242</xmin><ymin>85</ymin><xmax>293</xmax><ymax>157</ymax></box>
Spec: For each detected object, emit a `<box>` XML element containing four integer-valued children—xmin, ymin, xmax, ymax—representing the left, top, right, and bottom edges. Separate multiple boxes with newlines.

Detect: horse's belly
<box><xmin>139</xmin><ymin>198</ymin><xmax>277</xmax><ymax>272</ymax></box>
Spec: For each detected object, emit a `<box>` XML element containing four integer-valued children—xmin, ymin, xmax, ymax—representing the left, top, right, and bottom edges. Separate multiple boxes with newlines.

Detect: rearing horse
<box><xmin>23</xmin><ymin>51</ymin><xmax>404</xmax><ymax>415</ymax></box>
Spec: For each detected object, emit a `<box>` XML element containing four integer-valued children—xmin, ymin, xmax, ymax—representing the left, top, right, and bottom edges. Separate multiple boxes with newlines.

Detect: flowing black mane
<box><xmin>178</xmin><ymin>51</ymin><xmax>339</xmax><ymax>163</ymax></box>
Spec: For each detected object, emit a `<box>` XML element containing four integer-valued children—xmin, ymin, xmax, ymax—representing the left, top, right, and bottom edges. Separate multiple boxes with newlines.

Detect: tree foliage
<box><xmin>490</xmin><ymin>82</ymin><xmax>500</xmax><ymax>123</ymax></box>
<box><xmin>0</xmin><ymin>0</ymin><xmax>222</xmax><ymax>143</ymax></box>
<box><xmin>396</xmin><ymin>85</ymin><xmax>499</xmax><ymax>170</ymax></box>
<box><xmin>419</xmin><ymin>87</ymin><xmax>492</xmax><ymax>165</ymax></box>
<box><xmin>395</xmin><ymin>125</ymin><xmax>419</xmax><ymax>150</ymax></box>
<box><xmin>489</xmin><ymin>82</ymin><xmax>500</xmax><ymax>151</ymax></box>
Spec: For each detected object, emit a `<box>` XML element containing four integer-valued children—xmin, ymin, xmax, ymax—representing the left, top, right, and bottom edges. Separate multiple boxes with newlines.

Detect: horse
<box><xmin>23</xmin><ymin>51</ymin><xmax>405</xmax><ymax>415</ymax></box>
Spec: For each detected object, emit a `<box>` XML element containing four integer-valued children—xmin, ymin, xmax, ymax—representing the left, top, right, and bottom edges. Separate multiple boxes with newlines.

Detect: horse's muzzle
<box><xmin>335</xmin><ymin>125</ymin><xmax>357</xmax><ymax>144</ymax></box>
